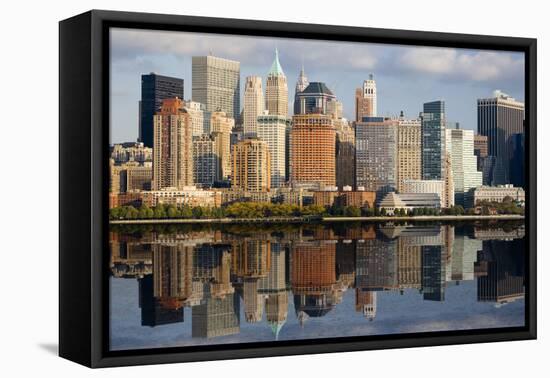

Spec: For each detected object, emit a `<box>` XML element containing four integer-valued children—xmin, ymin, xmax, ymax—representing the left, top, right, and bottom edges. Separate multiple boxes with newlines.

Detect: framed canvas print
<box><xmin>59</xmin><ymin>10</ymin><xmax>537</xmax><ymax>368</ymax></box>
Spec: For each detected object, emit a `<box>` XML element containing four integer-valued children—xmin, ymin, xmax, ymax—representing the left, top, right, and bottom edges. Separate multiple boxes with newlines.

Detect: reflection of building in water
<box><xmin>473</xmin><ymin>226</ymin><xmax>525</xmax><ymax>240</ymax></box>
<box><xmin>397</xmin><ymin>238</ymin><xmax>421</xmax><ymax>290</ymax></box>
<box><xmin>192</xmin><ymin>293</ymin><xmax>240</xmax><ymax>338</ymax></box>
<box><xmin>355</xmin><ymin>290</ymin><xmax>377</xmax><ymax>320</ymax></box>
<box><xmin>476</xmin><ymin>239</ymin><xmax>525</xmax><ymax>304</ymax></box>
<box><xmin>422</xmin><ymin>245</ymin><xmax>446</xmax><ymax>301</ymax></box>
<box><xmin>335</xmin><ymin>240</ymin><xmax>356</xmax><ymax>288</ymax></box>
<box><xmin>193</xmin><ymin>245</ymin><xmax>234</xmax><ymax>299</ymax></box>
<box><xmin>232</xmin><ymin>240</ymin><xmax>271</xmax><ymax>323</ymax></box>
<box><xmin>291</xmin><ymin>241</ymin><xmax>337</xmax><ymax>323</ymax></box>
<box><xmin>110</xmin><ymin>239</ymin><xmax>153</xmax><ymax>278</ymax></box>
<box><xmin>153</xmin><ymin>244</ymin><xmax>194</xmax><ymax>305</ymax></box>
<box><xmin>355</xmin><ymin>236</ymin><xmax>398</xmax><ymax>290</ymax></box>
<box><xmin>139</xmin><ymin>274</ymin><xmax>184</xmax><ymax>327</ymax></box>
<box><xmin>449</xmin><ymin>235</ymin><xmax>482</xmax><ymax>282</ymax></box>
<box><xmin>258</xmin><ymin>244</ymin><xmax>288</xmax><ymax>337</ymax></box>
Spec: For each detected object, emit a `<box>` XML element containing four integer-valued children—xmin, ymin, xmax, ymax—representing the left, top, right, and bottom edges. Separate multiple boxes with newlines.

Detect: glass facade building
<box><xmin>421</xmin><ymin>101</ymin><xmax>446</xmax><ymax>180</ymax></box>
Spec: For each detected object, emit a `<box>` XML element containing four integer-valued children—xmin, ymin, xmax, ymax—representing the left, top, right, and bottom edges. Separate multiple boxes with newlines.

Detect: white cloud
<box><xmin>397</xmin><ymin>47</ymin><xmax>524</xmax><ymax>82</ymax></box>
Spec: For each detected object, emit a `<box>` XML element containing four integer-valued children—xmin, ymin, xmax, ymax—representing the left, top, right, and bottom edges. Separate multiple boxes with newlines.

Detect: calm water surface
<box><xmin>109</xmin><ymin>221</ymin><xmax>525</xmax><ymax>351</ymax></box>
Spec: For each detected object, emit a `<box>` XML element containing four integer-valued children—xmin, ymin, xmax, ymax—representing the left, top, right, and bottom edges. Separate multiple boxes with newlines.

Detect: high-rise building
<box><xmin>443</xmin><ymin>152</ymin><xmax>455</xmax><ymax>208</ymax></box>
<box><xmin>210</xmin><ymin>111</ymin><xmax>234</xmax><ymax>180</ymax></box>
<box><xmin>477</xmin><ymin>90</ymin><xmax>525</xmax><ymax>184</ymax></box>
<box><xmin>184</xmin><ymin>100</ymin><xmax>208</xmax><ymax>137</ymax></box>
<box><xmin>397</xmin><ymin>113</ymin><xmax>422</xmax><ymax>192</ymax></box>
<box><xmin>421</xmin><ymin>101</ymin><xmax>446</xmax><ymax>180</ymax></box>
<box><xmin>290</xmin><ymin>113</ymin><xmax>336</xmax><ymax>188</ymax></box>
<box><xmin>243</xmin><ymin>76</ymin><xmax>264</xmax><ymax>137</ymax></box>
<box><xmin>191</xmin><ymin>55</ymin><xmax>240</xmax><ymax>119</ymax></box>
<box><xmin>140</xmin><ymin>73</ymin><xmax>184</xmax><ymax>147</ymax></box>
<box><xmin>232</xmin><ymin>138</ymin><xmax>271</xmax><ymax>192</ymax></box>
<box><xmin>474</xmin><ymin>134</ymin><xmax>488</xmax><ymax>158</ymax></box>
<box><xmin>294</xmin><ymin>65</ymin><xmax>309</xmax><ymax>115</ymax></box>
<box><xmin>152</xmin><ymin>98</ymin><xmax>193</xmax><ymax>190</ymax></box>
<box><xmin>335</xmin><ymin>119</ymin><xmax>355</xmax><ymax>189</ymax></box>
<box><xmin>257</xmin><ymin>113</ymin><xmax>290</xmax><ymax>188</ymax></box>
<box><xmin>445</xmin><ymin>128</ymin><xmax>483</xmax><ymax>206</ymax></box>
<box><xmin>354</xmin><ymin>74</ymin><xmax>377</xmax><ymax>121</ymax></box>
<box><xmin>294</xmin><ymin>82</ymin><xmax>336</xmax><ymax>115</ymax></box>
<box><xmin>355</xmin><ymin>117</ymin><xmax>398</xmax><ymax>200</ymax></box>
<box><xmin>265</xmin><ymin>49</ymin><xmax>288</xmax><ymax>117</ymax></box>
<box><xmin>193</xmin><ymin>134</ymin><xmax>220</xmax><ymax>187</ymax></box>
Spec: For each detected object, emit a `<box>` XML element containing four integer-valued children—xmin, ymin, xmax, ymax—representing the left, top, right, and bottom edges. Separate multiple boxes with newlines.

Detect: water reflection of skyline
<box><xmin>109</xmin><ymin>223</ymin><xmax>525</xmax><ymax>350</ymax></box>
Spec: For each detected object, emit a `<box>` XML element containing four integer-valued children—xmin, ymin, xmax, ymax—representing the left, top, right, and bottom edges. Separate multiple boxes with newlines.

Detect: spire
<box><xmin>295</xmin><ymin>63</ymin><xmax>309</xmax><ymax>94</ymax></box>
<box><xmin>268</xmin><ymin>48</ymin><xmax>285</xmax><ymax>77</ymax></box>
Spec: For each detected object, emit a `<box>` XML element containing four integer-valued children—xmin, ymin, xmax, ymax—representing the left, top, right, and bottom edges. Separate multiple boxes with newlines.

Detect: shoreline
<box><xmin>109</xmin><ymin>214</ymin><xmax>524</xmax><ymax>225</ymax></box>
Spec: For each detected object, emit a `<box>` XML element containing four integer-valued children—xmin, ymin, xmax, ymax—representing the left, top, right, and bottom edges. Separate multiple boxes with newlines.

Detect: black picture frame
<box><xmin>59</xmin><ymin>9</ymin><xmax>537</xmax><ymax>368</ymax></box>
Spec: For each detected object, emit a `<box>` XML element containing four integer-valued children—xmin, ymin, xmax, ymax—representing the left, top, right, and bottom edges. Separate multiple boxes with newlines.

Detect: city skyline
<box><xmin>110</xmin><ymin>28</ymin><xmax>525</xmax><ymax>143</ymax></box>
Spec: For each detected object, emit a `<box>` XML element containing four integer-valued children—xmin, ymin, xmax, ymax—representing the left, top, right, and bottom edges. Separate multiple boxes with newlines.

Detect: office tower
<box><xmin>335</xmin><ymin>119</ymin><xmax>356</xmax><ymax>189</ymax></box>
<box><xmin>183</xmin><ymin>100</ymin><xmax>208</xmax><ymax>137</ymax></box>
<box><xmin>290</xmin><ymin>113</ymin><xmax>336</xmax><ymax>188</ymax></box>
<box><xmin>355</xmin><ymin>117</ymin><xmax>398</xmax><ymax>200</ymax></box>
<box><xmin>445</xmin><ymin>128</ymin><xmax>483</xmax><ymax>206</ymax></box>
<box><xmin>152</xmin><ymin>98</ymin><xmax>193</xmax><ymax>190</ymax></box>
<box><xmin>210</xmin><ymin>111</ymin><xmax>234</xmax><ymax>180</ymax></box>
<box><xmin>192</xmin><ymin>293</ymin><xmax>240</xmax><ymax>338</ymax></box>
<box><xmin>193</xmin><ymin>134</ymin><xmax>220</xmax><ymax>187</ymax></box>
<box><xmin>257</xmin><ymin>113</ymin><xmax>291</xmax><ymax>188</ymax></box>
<box><xmin>397</xmin><ymin>113</ymin><xmax>422</xmax><ymax>192</ymax></box>
<box><xmin>421</xmin><ymin>101</ymin><xmax>446</xmax><ymax>180</ymax></box>
<box><xmin>473</xmin><ymin>134</ymin><xmax>488</xmax><ymax>158</ymax></box>
<box><xmin>327</xmin><ymin>100</ymin><xmax>344</xmax><ymax>120</ymax></box>
<box><xmin>191</xmin><ymin>55</ymin><xmax>240</xmax><ymax>119</ymax></box>
<box><xmin>232</xmin><ymin>138</ymin><xmax>271</xmax><ymax>191</ymax></box>
<box><xmin>477</xmin><ymin>90</ymin><xmax>525</xmax><ymax>184</ymax></box>
<box><xmin>294</xmin><ymin>82</ymin><xmax>336</xmax><ymax>115</ymax></box>
<box><xmin>294</xmin><ymin>65</ymin><xmax>309</xmax><ymax>114</ymax></box>
<box><xmin>243</xmin><ymin>76</ymin><xmax>264</xmax><ymax>137</ymax></box>
<box><xmin>354</xmin><ymin>74</ymin><xmax>377</xmax><ymax>121</ymax></box>
<box><xmin>140</xmin><ymin>73</ymin><xmax>184</xmax><ymax>147</ymax></box>
<box><xmin>265</xmin><ymin>49</ymin><xmax>288</xmax><ymax>117</ymax></box>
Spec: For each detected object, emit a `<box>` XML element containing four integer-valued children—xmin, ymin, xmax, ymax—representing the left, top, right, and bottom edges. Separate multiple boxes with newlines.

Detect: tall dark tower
<box><xmin>139</xmin><ymin>73</ymin><xmax>184</xmax><ymax>147</ymax></box>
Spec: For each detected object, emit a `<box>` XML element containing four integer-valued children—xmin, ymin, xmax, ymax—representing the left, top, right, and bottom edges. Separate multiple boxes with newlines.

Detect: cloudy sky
<box><xmin>110</xmin><ymin>27</ymin><xmax>525</xmax><ymax>143</ymax></box>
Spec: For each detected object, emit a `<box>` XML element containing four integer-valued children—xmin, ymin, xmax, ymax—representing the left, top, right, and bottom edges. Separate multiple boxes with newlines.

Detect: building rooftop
<box><xmin>268</xmin><ymin>49</ymin><xmax>285</xmax><ymax>77</ymax></box>
<box><xmin>301</xmin><ymin>82</ymin><xmax>334</xmax><ymax>96</ymax></box>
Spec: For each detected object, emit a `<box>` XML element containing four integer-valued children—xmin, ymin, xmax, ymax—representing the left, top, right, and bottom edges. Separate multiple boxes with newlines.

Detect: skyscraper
<box><xmin>335</xmin><ymin>119</ymin><xmax>356</xmax><ymax>189</ymax></box>
<box><xmin>445</xmin><ymin>128</ymin><xmax>483</xmax><ymax>206</ymax></box>
<box><xmin>355</xmin><ymin>117</ymin><xmax>398</xmax><ymax>200</ymax></box>
<box><xmin>257</xmin><ymin>113</ymin><xmax>291</xmax><ymax>188</ymax></box>
<box><xmin>191</xmin><ymin>55</ymin><xmax>240</xmax><ymax>119</ymax></box>
<box><xmin>421</xmin><ymin>100</ymin><xmax>446</xmax><ymax>180</ymax></box>
<box><xmin>210</xmin><ymin>111</ymin><xmax>234</xmax><ymax>180</ymax></box>
<box><xmin>477</xmin><ymin>90</ymin><xmax>525</xmax><ymax>184</ymax></box>
<box><xmin>290</xmin><ymin>113</ymin><xmax>336</xmax><ymax>188</ymax></box>
<box><xmin>294</xmin><ymin>82</ymin><xmax>336</xmax><ymax>115</ymax></box>
<box><xmin>397</xmin><ymin>113</ymin><xmax>422</xmax><ymax>192</ymax></box>
<box><xmin>355</xmin><ymin>74</ymin><xmax>377</xmax><ymax>121</ymax></box>
<box><xmin>243</xmin><ymin>76</ymin><xmax>264</xmax><ymax>137</ymax></box>
<box><xmin>232</xmin><ymin>138</ymin><xmax>271</xmax><ymax>191</ymax></box>
<box><xmin>265</xmin><ymin>49</ymin><xmax>288</xmax><ymax>117</ymax></box>
<box><xmin>193</xmin><ymin>134</ymin><xmax>220</xmax><ymax>187</ymax></box>
<box><xmin>152</xmin><ymin>98</ymin><xmax>193</xmax><ymax>190</ymax></box>
<box><xmin>140</xmin><ymin>73</ymin><xmax>184</xmax><ymax>147</ymax></box>
<box><xmin>183</xmin><ymin>100</ymin><xmax>208</xmax><ymax>137</ymax></box>
<box><xmin>294</xmin><ymin>65</ymin><xmax>309</xmax><ymax>115</ymax></box>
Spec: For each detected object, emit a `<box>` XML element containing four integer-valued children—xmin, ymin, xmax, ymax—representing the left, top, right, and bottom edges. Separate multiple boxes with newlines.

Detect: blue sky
<box><xmin>110</xmin><ymin>28</ymin><xmax>525</xmax><ymax>143</ymax></box>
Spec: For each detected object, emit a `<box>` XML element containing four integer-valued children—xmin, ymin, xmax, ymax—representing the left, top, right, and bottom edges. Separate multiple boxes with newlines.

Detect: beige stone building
<box><xmin>265</xmin><ymin>49</ymin><xmax>288</xmax><ymax>117</ymax></box>
<box><xmin>232</xmin><ymin>138</ymin><xmax>271</xmax><ymax>192</ymax></box>
<box><xmin>243</xmin><ymin>76</ymin><xmax>264</xmax><ymax>137</ymax></box>
<box><xmin>397</xmin><ymin>116</ymin><xmax>422</xmax><ymax>192</ymax></box>
<box><xmin>210</xmin><ymin>111</ymin><xmax>234</xmax><ymax>180</ymax></box>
